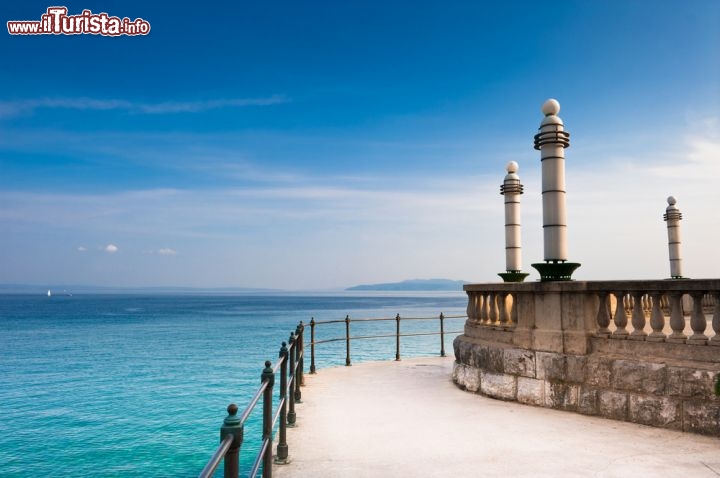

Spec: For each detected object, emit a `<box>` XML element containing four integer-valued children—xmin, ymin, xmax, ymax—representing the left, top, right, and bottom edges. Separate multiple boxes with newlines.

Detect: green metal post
<box><xmin>440</xmin><ymin>313</ymin><xmax>446</xmax><ymax>357</ymax></box>
<box><xmin>287</xmin><ymin>333</ymin><xmax>296</xmax><ymax>426</ymax></box>
<box><xmin>261</xmin><ymin>361</ymin><xmax>274</xmax><ymax>478</ymax></box>
<box><xmin>395</xmin><ymin>313</ymin><xmax>401</xmax><ymax>361</ymax></box>
<box><xmin>345</xmin><ymin>315</ymin><xmax>351</xmax><ymax>366</ymax></box>
<box><xmin>275</xmin><ymin>343</ymin><xmax>289</xmax><ymax>464</ymax></box>
<box><xmin>220</xmin><ymin>404</ymin><xmax>242</xmax><ymax>478</ymax></box>
<box><xmin>309</xmin><ymin>317</ymin><xmax>316</xmax><ymax>374</ymax></box>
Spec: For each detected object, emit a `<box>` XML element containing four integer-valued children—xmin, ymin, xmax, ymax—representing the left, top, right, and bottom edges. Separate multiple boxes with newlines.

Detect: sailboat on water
<box><xmin>47</xmin><ymin>290</ymin><xmax>52</xmax><ymax>297</ymax></box>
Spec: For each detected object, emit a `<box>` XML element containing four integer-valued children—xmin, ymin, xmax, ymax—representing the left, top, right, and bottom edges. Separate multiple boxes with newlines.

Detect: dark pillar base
<box><xmin>498</xmin><ymin>271</ymin><xmax>530</xmax><ymax>283</ymax></box>
<box><xmin>531</xmin><ymin>262</ymin><xmax>581</xmax><ymax>281</ymax></box>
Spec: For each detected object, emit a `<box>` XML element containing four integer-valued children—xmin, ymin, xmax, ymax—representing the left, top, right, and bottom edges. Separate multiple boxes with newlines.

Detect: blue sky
<box><xmin>1</xmin><ymin>1</ymin><xmax>719</xmax><ymax>289</ymax></box>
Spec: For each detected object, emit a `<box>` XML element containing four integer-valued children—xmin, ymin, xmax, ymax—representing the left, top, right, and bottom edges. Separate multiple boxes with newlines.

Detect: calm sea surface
<box><xmin>0</xmin><ymin>292</ymin><xmax>466</xmax><ymax>477</ymax></box>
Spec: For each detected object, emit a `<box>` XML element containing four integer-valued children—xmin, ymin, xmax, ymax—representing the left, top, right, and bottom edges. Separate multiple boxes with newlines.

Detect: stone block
<box><xmin>475</xmin><ymin>344</ymin><xmax>504</xmax><ymax>374</ymax></box>
<box><xmin>683</xmin><ymin>400</ymin><xmax>720</xmax><ymax>436</ymax></box>
<box><xmin>453</xmin><ymin>336</ymin><xmax>470</xmax><ymax>365</ymax></box>
<box><xmin>480</xmin><ymin>371</ymin><xmax>517</xmax><ymax>400</ymax></box>
<box><xmin>566</xmin><ymin>355</ymin><xmax>587</xmax><ymax>383</ymax></box>
<box><xmin>628</xmin><ymin>394</ymin><xmax>681</xmax><ymax>430</ymax></box>
<box><xmin>536</xmin><ymin>351</ymin><xmax>566</xmax><ymax>381</ymax></box>
<box><xmin>611</xmin><ymin>360</ymin><xmax>666</xmax><ymax>394</ymax></box>
<box><xmin>562</xmin><ymin>330</ymin><xmax>590</xmax><ymax>355</ymax></box>
<box><xmin>585</xmin><ymin>356</ymin><xmax>612</xmax><ymax>388</ymax></box>
<box><xmin>667</xmin><ymin>367</ymin><xmax>719</xmax><ymax>400</ymax></box>
<box><xmin>532</xmin><ymin>329</ymin><xmax>564</xmax><ymax>353</ymax></box>
<box><xmin>599</xmin><ymin>390</ymin><xmax>628</xmax><ymax>421</ymax></box>
<box><xmin>577</xmin><ymin>386</ymin><xmax>598</xmax><ymax>415</ymax></box>
<box><xmin>517</xmin><ymin>377</ymin><xmax>544</xmax><ymax>406</ymax></box>
<box><xmin>452</xmin><ymin>363</ymin><xmax>481</xmax><ymax>393</ymax></box>
<box><xmin>503</xmin><ymin>348</ymin><xmax>536</xmax><ymax>378</ymax></box>
<box><xmin>544</xmin><ymin>382</ymin><xmax>578</xmax><ymax>410</ymax></box>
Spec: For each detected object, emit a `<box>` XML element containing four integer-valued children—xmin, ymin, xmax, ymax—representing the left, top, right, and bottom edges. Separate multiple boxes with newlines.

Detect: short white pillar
<box><xmin>501</xmin><ymin>161</ymin><xmax>524</xmax><ymax>272</ymax></box>
<box><xmin>663</xmin><ymin>196</ymin><xmax>683</xmax><ymax>279</ymax></box>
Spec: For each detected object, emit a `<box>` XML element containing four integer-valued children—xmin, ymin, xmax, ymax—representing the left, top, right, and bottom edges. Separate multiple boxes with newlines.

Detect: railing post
<box><xmin>287</xmin><ymin>332</ymin><xmax>296</xmax><ymax>426</ymax></box>
<box><xmin>275</xmin><ymin>343</ymin><xmax>289</xmax><ymax>464</ymax></box>
<box><xmin>345</xmin><ymin>315</ymin><xmax>352</xmax><ymax>366</ymax></box>
<box><xmin>296</xmin><ymin>321</ymin><xmax>305</xmax><ymax>387</ymax></box>
<box><xmin>220</xmin><ymin>404</ymin><xmax>242</xmax><ymax>478</ymax></box>
<box><xmin>310</xmin><ymin>317</ymin><xmax>317</xmax><ymax>374</ymax></box>
<box><xmin>395</xmin><ymin>313</ymin><xmax>401</xmax><ymax>361</ymax></box>
<box><xmin>294</xmin><ymin>323</ymin><xmax>303</xmax><ymax>403</ymax></box>
<box><xmin>439</xmin><ymin>313</ymin><xmax>446</xmax><ymax>357</ymax></box>
<box><xmin>261</xmin><ymin>361</ymin><xmax>274</xmax><ymax>478</ymax></box>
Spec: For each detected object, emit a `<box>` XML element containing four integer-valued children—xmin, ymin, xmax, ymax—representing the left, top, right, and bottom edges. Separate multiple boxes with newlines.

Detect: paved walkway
<box><xmin>273</xmin><ymin>356</ymin><xmax>720</xmax><ymax>478</ymax></box>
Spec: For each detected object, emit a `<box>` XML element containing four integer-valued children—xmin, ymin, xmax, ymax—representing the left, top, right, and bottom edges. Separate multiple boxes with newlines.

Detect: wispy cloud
<box><xmin>104</xmin><ymin>244</ymin><xmax>119</xmax><ymax>253</ymax></box>
<box><xmin>0</xmin><ymin>95</ymin><xmax>289</xmax><ymax>117</ymax></box>
<box><xmin>158</xmin><ymin>248</ymin><xmax>178</xmax><ymax>256</ymax></box>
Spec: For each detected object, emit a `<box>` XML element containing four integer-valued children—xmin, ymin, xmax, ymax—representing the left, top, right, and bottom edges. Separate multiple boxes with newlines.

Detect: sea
<box><xmin>0</xmin><ymin>292</ymin><xmax>467</xmax><ymax>477</ymax></box>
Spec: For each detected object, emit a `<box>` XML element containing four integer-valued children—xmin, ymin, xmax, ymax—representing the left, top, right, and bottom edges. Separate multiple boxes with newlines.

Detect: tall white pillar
<box><xmin>535</xmin><ymin>99</ymin><xmax>569</xmax><ymax>261</ymax></box>
<box><xmin>531</xmin><ymin>99</ymin><xmax>580</xmax><ymax>281</ymax></box>
<box><xmin>663</xmin><ymin>196</ymin><xmax>683</xmax><ymax>278</ymax></box>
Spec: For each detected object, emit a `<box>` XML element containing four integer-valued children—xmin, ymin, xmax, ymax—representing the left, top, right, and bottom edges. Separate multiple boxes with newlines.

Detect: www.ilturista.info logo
<box><xmin>7</xmin><ymin>7</ymin><xmax>150</xmax><ymax>36</ymax></box>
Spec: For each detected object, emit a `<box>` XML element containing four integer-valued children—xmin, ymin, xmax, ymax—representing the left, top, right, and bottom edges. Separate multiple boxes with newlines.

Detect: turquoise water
<box><xmin>0</xmin><ymin>292</ymin><xmax>466</xmax><ymax>477</ymax></box>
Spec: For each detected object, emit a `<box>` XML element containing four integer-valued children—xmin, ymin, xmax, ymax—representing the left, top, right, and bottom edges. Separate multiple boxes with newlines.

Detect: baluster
<box><xmin>287</xmin><ymin>333</ymin><xmax>297</xmax><ymax>426</ymax></box>
<box><xmin>711</xmin><ymin>291</ymin><xmax>720</xmax><ymax>346</ymax></box>
<box><xmin>687</xmin><ymin>291</ymin><xmax>708</xmax><ymax>345</ymax></box>
<box><xmin>395</xmin><ymin>313</ymin><xmax>401</xmax><ymax>361</ymax></box>
<box><xmin>596</xmin><ymin>291</ymin><xmax>611</xmax><ymax>337</ymax></box>
<box><xmin>498</xmin><ymin>292</ymin><xmax>510</xmax><ymax>327</ymax></box>
<box><xmin>647</xmin><ymin>292</ymin><xmax>666</xmax><ymax>341</ymax></box>
<box><xmin>345</xmin><ymin>315</ymin><xmax>351</xmax><ymax>366</ymax></box>
<box><xmin>219</xmin><ymin>404</ymin><xmax>242</xmax><ymax>478</ymax></box>
<box><xmin>261</xmin><ymin>361</ymin><xmax>274</xmax><ymax>478</ymax></box>
<box><xmin>612</xmin><ymin>291</ymin><xmax>628</xmax><ymax>338</ymax></box>
<box><xmin>296</xmin><ymin>321</ymin><xmax>304</xmax><ymax>387</ymax></box>
<box><xmin>275</xmin><ymin>343</ymin><xmax>289</xmax><ymax>464</ymax></box>
<box><xmin>439</xmin><ymin>313</ymin><xmax>446</xmax><ymax>357</ymax></box>
<box><xmin>309</xmin><ymin>318</ymin><xmax>316</xmax><ymax>374</ymax></box>
<box><xmin>488</xmin><ymin>292</ymin><xmax>498</xmax><ymax>326</ymax></box>
<box><xmin>629</xmin><ymin>291</ymin><xmax>647</xmax><ymax>339</ymax></box>
<box><xmin>480</xmin><ymin>292</ymin><xmax>490</xmax><ymax>325</ymax></box>
<box><xmin>667</xmin><ymin>292</ymin><xmax>686</xmax><ymax>343</ymax></box>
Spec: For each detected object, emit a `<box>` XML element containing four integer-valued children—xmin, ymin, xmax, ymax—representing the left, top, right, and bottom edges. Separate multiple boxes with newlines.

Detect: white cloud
<box><xmin>77</xmin><ymin>246</ymin><xmax>86</xmax><ymax>252</ymax></box>
<box><xmin>0</xmin><ymin>95</ymin><xmax>288</xmax><ymax>118</ymax></box>
<box><xmin>158</xmin><ymin>248</ymin><xmax>178</xmax><ymax>255</ymax></box>
<box><xmin>104</xmin><ymin>244</ymin><xmax>119</xmax><ymax>253</ymax></box>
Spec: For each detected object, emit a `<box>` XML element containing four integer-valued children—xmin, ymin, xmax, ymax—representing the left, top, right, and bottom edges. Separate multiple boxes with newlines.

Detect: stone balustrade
<box><xmin>455</xmin><ymin>279</ymin><xmax>720</xmax><ymax>436</ymax></box>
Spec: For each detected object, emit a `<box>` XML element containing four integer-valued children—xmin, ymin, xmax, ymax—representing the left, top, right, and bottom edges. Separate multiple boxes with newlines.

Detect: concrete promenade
<box><xmin>274</xmin><ymin>356</ymin><xmax>720</xmax><ymax>478</ymax></box>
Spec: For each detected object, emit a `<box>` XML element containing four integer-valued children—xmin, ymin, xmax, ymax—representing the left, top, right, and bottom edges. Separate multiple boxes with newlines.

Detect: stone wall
<box><xmin>454</xmin><ymin>280</ymin><xmax>720</xmax><ymax>437</ymax></box>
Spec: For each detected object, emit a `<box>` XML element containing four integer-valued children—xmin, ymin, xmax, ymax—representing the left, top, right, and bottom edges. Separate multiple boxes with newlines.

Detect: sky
<box><xmin>1</xmin><ymin>1</ymin><xmax>719</xmax><ymax>290</ymax></box>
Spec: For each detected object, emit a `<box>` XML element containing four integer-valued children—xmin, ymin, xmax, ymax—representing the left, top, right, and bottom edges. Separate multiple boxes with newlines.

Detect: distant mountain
<box><xmin>346</xmin><ymin>279</ymin><xmax>467</xmax><ymax>291</ymax></box>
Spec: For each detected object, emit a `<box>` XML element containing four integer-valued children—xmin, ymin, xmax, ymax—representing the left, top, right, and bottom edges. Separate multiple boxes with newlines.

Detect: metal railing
<box><xmin>199</xmin><ymin>313</ymin><xmax>465</xmax><ymax>478</ymax></box>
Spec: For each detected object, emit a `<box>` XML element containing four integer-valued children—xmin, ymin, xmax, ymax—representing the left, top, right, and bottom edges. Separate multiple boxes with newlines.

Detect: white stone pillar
<box><xmin>534</xmin><ymin>99</ymin><xmax>570</xmax><ymax>262</ymax></box>
<box><xmin>501</xmin><ymin>161</ymin><xmax>524</xmax><ymax>272</ymax></box>
<box><xmin>663</xmin><ymin>196</ymin><xmax>683</xmax><ymax>278</ymax></box>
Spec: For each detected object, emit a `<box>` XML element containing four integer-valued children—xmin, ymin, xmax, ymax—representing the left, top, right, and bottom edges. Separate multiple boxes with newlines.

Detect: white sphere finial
<box><xmin>667</xmin><ymin>196</ymin><xmax>677</xmax><ymax>206</ymax></box>
<box><xmin>541</xmin><ymin>98</ymin><xmax>560</xmax><ymax>116</ymax></box>
<box><xmin>506</xmin><ymin>161</ymin><xmax>519</xmax><ymax>173</ymax></box>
